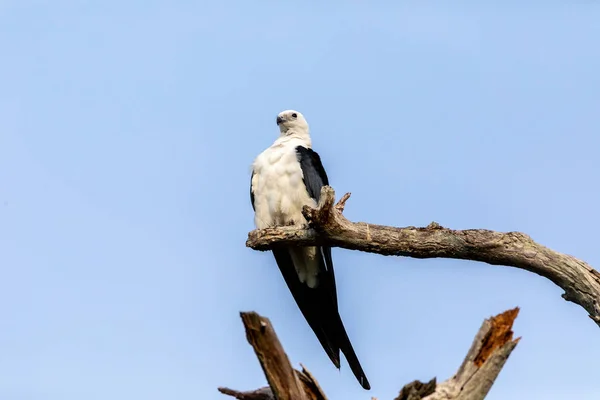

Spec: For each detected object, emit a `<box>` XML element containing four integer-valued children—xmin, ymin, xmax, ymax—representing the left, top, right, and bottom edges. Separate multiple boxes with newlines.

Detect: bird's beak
<box><xmin>276</xmin><ymin>116</ymin><xmax>284</xmax><ymax>125</ymax></box>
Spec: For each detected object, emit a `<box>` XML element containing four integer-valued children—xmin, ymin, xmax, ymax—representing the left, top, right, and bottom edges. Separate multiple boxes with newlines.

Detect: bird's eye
<box><xmin>292</xmin><ymin>113</ymin><xmax>297</xmax><ymax>118</ymax></box>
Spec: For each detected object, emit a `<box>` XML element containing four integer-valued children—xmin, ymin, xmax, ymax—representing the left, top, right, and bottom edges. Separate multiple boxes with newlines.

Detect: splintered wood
<box><xmin>240</xmin><ymin>312</ymin><xmax>306</xmax><ymax>400</ymax></box>
<box><xmin>410</xmin><ymin>308</ymin><xmax>520</xmax><ymax>400</ymax></box>
<box><xmin>218</xmin><ymin>312</ymin><xmax>327</xmax><ymax>400</ymax></box>
<box><xmin>220</xmin><ymin>308</ymin><xmax>521</xmax><ymax>400</ymax></box>
<box><xmin>474</xmin><ymin>308</ymin><xmax>520</xmax><ymax>367</ymax></box>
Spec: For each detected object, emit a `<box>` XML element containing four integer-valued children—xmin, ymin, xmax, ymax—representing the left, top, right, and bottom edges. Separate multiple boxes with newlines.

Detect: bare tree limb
<box><xmin>217</xmin><ymin>386</ymin><xmax>275</xmax><ymax>400</ymax></box>
<box><xmin>239</xmin><ymin>312</ymin><xmax>307</xmax><ymax>400</ymax></box>
<box><xmin>393</xmin><ymin>309</ymin><xmax>520</xmax><ymax>400</ymax></box>
<box><xmin>219</xmin><ymin>365</ymin><xmax>327</xmax><ymax>400</ymax></box>
<box><xmin>246</xmin><ymin>186</ymin><xmax>600</xmax><ymax>327</ymax></box>
<box><xmin>394</xmin><ymin>378</ymin><xmax>437</xmax><ymax>400</ymax></box>
<box><xmin>220</xmin><ymin>309</ymin><xmax>519</xmax><ymax>400</ymax></box>
<box><xmin>297</xmin><ymin>363</ymin><xmax>328</xmax><ymax>400</ymax></box>
<box><xmin>420</xmin><ymin>308</ymin><xmax>520</xmax><ymax>400</ymax></box>
<box><xmin>220</xmin><ymin>312</ymin><xmax>328</xmax><ymax>400</ymax></box>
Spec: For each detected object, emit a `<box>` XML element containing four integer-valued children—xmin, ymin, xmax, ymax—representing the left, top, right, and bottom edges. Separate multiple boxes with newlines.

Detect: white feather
<box><xmin>251</xmin><ymin>110</ymin><xmax>321</xmax><ymax>288</ymax></box>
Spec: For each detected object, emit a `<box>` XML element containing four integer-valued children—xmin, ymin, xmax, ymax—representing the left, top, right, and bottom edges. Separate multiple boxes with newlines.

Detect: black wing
<box><xmin>295</xmin><ymin>146</ymin><xmax>336</xmax><ymax>301</ymax></box>
<box><xmin>250</xmin><ymin>171</ymin><xmax>255</xmax><ymax>211</ymax></box>
<box><xmin>273</xmin><ymin>145</ymin><xmax>370</xmax><ymax>390</ymax></box>
<box><xmin>296</xmin><ymin>146</ymin><xmax>329</xmax><ymax>195</ymax></box>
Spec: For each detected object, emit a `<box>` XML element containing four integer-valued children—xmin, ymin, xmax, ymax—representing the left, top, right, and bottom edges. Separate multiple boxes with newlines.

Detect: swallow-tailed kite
<box><xmin>250</xmin><ymin>110</ymin><xmax>370</xmax><ymax>390</ymax></box>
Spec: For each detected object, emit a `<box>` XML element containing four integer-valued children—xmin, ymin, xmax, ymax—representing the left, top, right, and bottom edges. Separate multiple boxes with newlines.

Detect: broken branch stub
<box><xmin>396</xmin><ymin>308</ymin><xmax>520</xmax><ymax>400</ymax></box>
<box><xmin>221</xmin><ymin>312</ymin><xmax>328</xmax><ymax>400</ymax></box>
<box><xmin>220</xmin><ymin>308</ymin><xmax>520</xmax><ymax>400</ymax></box>
<box><xmin>240</xmin><ymin>312</ymin><xmax>306</xmax><ymax>400</ymax></box>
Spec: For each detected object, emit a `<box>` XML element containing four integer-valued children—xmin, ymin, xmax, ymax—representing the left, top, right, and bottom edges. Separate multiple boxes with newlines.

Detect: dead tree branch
<box><xmin>218</xmin><ymin>387</ymin><xmax>275</xmax><ymax>400</ymax></box>
<box><xmin>219</xmin><ymin>309</ymin><xmax>520</xmax><ymax>400</ymax></box>
<box><xmin>399</xmin><ymin>308</ymin><xmax>520</xmax><ymax>400</ymax></box>
<box><xmin>246</xmin><ymin>186</ymin><xmax>600</xmax><ymax>327</ymax></box>
<box><xmin>218</xmin><ymin>312</ymin><xmax>327</xmax><ymax>400</ymax></box>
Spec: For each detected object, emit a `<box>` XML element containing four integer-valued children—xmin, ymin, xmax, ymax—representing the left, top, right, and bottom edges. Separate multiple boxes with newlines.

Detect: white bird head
<box><xmin>276</xmin><ymin>110</ymin><xmax>309</xmax><ymax>136</ymax></box>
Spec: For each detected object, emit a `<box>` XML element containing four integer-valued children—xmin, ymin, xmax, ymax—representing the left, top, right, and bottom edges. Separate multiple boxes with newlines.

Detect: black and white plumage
<box><xmin>250</xmin><ymin>110</ymin><xmax>370</xmax><ymax>390</ymax></box>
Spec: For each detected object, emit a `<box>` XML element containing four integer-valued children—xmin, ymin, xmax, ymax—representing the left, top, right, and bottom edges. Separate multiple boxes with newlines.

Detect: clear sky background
<box><xmin>1</xmin><ymin>2</ymin><xmax>599</xmax><ymax>399</ymax></box>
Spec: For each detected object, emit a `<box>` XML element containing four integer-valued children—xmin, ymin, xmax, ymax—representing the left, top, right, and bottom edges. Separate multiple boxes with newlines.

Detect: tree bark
<box><xmin>219</xmin><ymin>309</ymin><xmax>520</xmax><ymax>400</ymax></box>
<box><xmin>218</xmin><ymin>312</ymin><xmax>328</xmax><ymax>400</ymax></box>
<box><xmin>246</xmin><ymin>186</ymin><xmax>600</xmax><ymax>327</ymax></box>
<box><xmin>414</xmin><ymin>308</ymin><xmax>520</xmax><ymax>400</ymax></box>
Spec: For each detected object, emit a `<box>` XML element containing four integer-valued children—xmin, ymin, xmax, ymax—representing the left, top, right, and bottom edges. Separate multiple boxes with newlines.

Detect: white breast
<box><xmin>251</xmin><ymin>137</ymin><xmax>321</xmax><ymax>288</ymax></box>
<box><xmin>252</xmin><ymin>140</ymin><xmax>316</xmax><ymax>230</ymax></box>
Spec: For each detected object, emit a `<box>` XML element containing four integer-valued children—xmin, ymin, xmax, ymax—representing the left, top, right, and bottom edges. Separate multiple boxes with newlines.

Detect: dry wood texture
<box><xmin>233</xmin><ymin>185</ymin><xmax>598</xmax><ymax>398</ymax></box>
<box><xmin>413</xmin><ymin>308</ymin><xmax>520</xmax><ymax>400</ymax></box>
<box><xmin>246</xmin><ymin>186</ymin><xmax>600</xmax><ymax>327</ymax></box>
<box><xmin>218</xmin><ymin>312</ymin><xmax>327</xmax><ymax>400</ymax></box>
<box><xmin>219</xmin><ymin>309</ymin><xmax>520</xmax><ymax>400</ymax></box>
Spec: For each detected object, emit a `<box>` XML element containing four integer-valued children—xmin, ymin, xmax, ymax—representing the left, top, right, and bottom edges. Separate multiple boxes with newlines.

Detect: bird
<box><xmin>249</xmin><ymin>109</ymin><xmax>370</xmax><ymax>390</ymax></box>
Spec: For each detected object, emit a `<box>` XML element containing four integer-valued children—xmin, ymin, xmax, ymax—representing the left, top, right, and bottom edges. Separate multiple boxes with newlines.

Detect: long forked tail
<box><xmin>271</xmin><ymin>248</ymin><xmax>370</xmax><ymax>390</ymax></box>
<box><xmin>336</xmin><ymin>318</ymin><xmax>371</xmax><ymax>390</ymax></box>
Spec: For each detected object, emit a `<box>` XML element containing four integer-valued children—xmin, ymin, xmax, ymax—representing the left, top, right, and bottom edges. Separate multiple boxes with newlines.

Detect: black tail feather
<box><xmin>336</xmin><ymin>319</ymin><xmax>371</xmax><ymax>390</ymax></box>
<box><xmin>272</xmin><ymin>249</ymin><xmax>341</xmax><ymax>367</ymax></box>
<box><xmin>271</xmin><ymin>248</ymin><xmax>370</xmax><ymax>390</ymax></box>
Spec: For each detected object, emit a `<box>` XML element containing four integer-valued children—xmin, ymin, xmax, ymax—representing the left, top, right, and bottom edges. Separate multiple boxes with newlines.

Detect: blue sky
<box><xmin>1</xmin><ymin>2</ymin><xmax>600</xmax><ymax>399</ymax></box>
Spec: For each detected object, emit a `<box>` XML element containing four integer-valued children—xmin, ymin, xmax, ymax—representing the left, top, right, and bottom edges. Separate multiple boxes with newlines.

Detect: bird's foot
<box><xmin>285</xmin><ymin>220</ymin><xmax>311</xmax><ymax>229</ymax></box>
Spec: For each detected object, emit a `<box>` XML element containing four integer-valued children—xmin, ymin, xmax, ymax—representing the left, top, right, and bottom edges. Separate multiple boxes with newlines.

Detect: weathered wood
<box><xmin>239</xmin><ymin>312</ymin><xmax>306</xmax><ymax>400</ymax></box>
<box><xmin>394</xmin><ymin>378</ymin><xmax>437</xmax><ymax>400</ymax></box>
<box><xmin>217</xmin><ymin>386</ymin><xmax>275</xmax><ymax>400</ymax></box>
<box><xmin>219</xmin><ymin>364</ymin><xmax>327</xmax><ymax>400</ymax></box>
<box><xmin>297</xmin><ymin>364</ymin><xmax>328</xmax><ymax>400</ymax></box>
<box><xmin>218</xmin><ymin>366</ymin><xmax>328</xmax><ymax>400</ymax></box>
<box><xmin>221</xmin><ymin>312</ymin><xmax>328</xmax><ymax>400</ymax></box>
<box><xmin>416</xmin><ymin>308</ymin><xmax>521</xmax><ymax>400</ymax></box>
<box><xmin>246</xmin><ymin>186</ymin><xmax>600</xmax><ymax>327</ymax></box>
<box><xmin>220</xmin><ymin>309</ymin><xmax>519</xmax><ymax>400</ymax></box>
